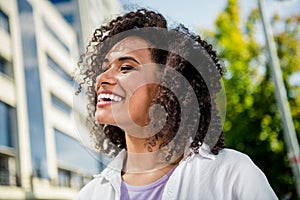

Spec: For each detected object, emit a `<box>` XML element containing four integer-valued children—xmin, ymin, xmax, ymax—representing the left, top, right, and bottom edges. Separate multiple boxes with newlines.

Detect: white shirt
<box><xmin>74</xmin><ymin>144</ymin><xmax>278</xmax><ymax>200</ymax></box>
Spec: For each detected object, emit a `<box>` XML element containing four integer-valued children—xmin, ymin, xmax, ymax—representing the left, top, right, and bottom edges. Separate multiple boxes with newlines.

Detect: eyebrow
<box><xmin>103</xmin><ymin>56</ymin><xmax>141</xmax><ymax>65</ymax></box>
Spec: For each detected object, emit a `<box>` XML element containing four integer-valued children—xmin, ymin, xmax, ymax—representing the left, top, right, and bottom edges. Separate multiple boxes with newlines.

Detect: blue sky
<box><xmin>120</xmin><ymin>0</ymin><xmax>300</xmax><ymax>31</ymax></box>
<box><xmin>121</xmin><ymin>0</ymin><xmax>228</xmax><ymax>31</ymax></box>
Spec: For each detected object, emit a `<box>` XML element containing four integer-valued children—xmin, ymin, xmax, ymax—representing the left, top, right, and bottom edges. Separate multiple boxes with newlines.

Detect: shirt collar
<box><xmin>181</xmin><ymin>143</ymin><xmax>216</xmax><ymax>162</ymax></box>
<box><xmin>198</xmin><ymin>143</ymin><xmax>216</xmax><ymax>160</ymax></box>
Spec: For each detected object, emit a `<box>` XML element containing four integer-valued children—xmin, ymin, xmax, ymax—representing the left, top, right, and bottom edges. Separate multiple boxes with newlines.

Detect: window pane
<box><xmin>0</xmin><ymin>57</ymin><xmax>14</xmax><ymax>78</ymax></box>
<box><xmin>47</xmin><ymin>55</ymin><xmax>73</xmax><ymax>86</ymax></box>
<box><xmin>50</xmin><ymin>0</ymin><xmax>71</xmax><ymax>4</ymax></box>
<box><xmin>43</xmin><ymin>20</ymin><xmax>69</xmax><ymax>53</ymax></box>
<box><xmin>54</xmin><ymin>129</ymin><xmax>102</xmax><ymax>174</ymax></box>
<box><xmin>0</xmin><ymin>155</ymin><xmax>10</xmax><ymax>185</ymax></box>
<box><xmin>0</xmin><ymin>9</ymin><xmax>9</xmax><ymax>33</ymax></box>
<box><xmin>0</xmin><ymin>154</ymin><xmax>17</xmax><ymax>186</ymax></box>
<box><xmin>51</xmin><ymin>94</ymin><xmax>71</xmax><ymax>115</ymax></box>
<box><xmin>0</xmin><ymin>101</ymin><xmax>13</xmax><ymax>147</ymax></box>
<box><xmin>0</xmin><ymin>58</ymin><xmax>5</xmax><ymax>74</ymax></box>
<box><xmin>58</xmin><ymin>168</ymin><xmax>71</xmax><ymax>187</ymax></box>
<box><xmin>63</xmin><ymin>14</ymin><xmax>74</xmax><ymax>24</ymax></box>
<box><xmin>70</xmin><ymin>173</ymin><xmax>84</xmax><ymax>189</ymax></box>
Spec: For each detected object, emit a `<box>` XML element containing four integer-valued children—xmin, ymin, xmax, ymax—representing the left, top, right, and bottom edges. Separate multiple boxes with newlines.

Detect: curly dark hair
<box><xmin>75</xmin><ymin>9</ymin><xmax>225</xmax><ymax>158</ymax></box>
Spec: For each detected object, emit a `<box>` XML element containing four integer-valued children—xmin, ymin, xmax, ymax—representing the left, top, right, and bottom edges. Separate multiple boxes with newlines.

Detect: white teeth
<box><xmin>97</xmin><ymin>93</ymin><xmax>122</xmax><ymax>102</ymax></box>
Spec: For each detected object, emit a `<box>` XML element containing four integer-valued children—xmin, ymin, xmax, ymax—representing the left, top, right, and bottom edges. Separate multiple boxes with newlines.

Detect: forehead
<box><xmin>105</xmin><ymin>36</ymin><xmax>151</xmax><ymax>61</ymax></box>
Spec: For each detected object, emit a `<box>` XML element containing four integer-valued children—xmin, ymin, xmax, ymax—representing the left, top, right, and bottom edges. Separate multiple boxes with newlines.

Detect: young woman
<box><xmin>74</xmin><ymin>9</ymin><xmax>277</xmax><ymax>200</ymax></box>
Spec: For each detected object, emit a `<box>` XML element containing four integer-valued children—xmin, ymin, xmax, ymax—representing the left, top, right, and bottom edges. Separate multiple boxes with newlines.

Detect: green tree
<box><xmin>206</xmin><ymin>0</ymin><xmax>300</xmax><ymax>198</ymax></box>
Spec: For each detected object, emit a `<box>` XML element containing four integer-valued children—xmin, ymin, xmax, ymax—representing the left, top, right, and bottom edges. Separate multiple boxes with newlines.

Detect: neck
<box><xmin>123</xmin><ymin>133</ymin><xmax>183</xmax><ymax>173</ymax></box>
<box><xmin>122</xmin><ymin>132</ymin><xmax>184</xmax><ymax>186</ymax></box>
<box><xmin>124</xmin><ymin>133</ymin><xmax>162</xmax><ymax>172</ymax></box>
<box><xmin>125</xmin><ymin>132</ymin><xmax>161</xmax><ymax>153</ymax></box>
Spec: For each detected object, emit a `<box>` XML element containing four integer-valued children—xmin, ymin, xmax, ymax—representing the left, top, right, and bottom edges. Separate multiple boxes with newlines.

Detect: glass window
<box><xmin>55</xmin><ymin>129</ymin><xmax>104</xmax><ymax>188</ymax></box>
<box><xmin>54</xmin><ymin>129</ymin><xmax>103</xmax><ymax>174</ymax></box>
<box><xmin>50</xmin><ymin>0</ymin><xmax>71</xmax><ymax>4</ymax></box>
<box><xmin>47</xmin><ymin>55</ymin><xmax>73</xmax><ymax>86</ymax></box>
<box><xmin>58</xmin><ymin>168</ymin><xmax>71</xmax><ymax>187</ymax></box>
<box><xmin>63</xmin><ymin>14</ymin><xmax>74</xmax><ymax>24</ymax></box>
<box><xmin>0</xmin><ymin>101</ymin><xmax>16</xmax><ymax>147</ymax></box>
<box><xmin>57</xmin><ymin>168</ymin><xmax>89</xmax><ymax>189</ymax></box>
<box><xmin>0</xmin><ymin>154</ymin><xmax>9</xmax><ymax>185</ymax></box>
<box><xmin>0</xmin><ymin>9</ymin><xmax>9</xmax><ymax>33</ymax></box>
<box><xmin>43</xmin><ymin>20</ymin><xmax>69</xmax><ymax>53</ymax></box>
<box><xmin>0</xmin><ymin>154</ymin><xmax>16</xmax><ymax>186</ymax></box>
<box><xmin>70</xmin><ymin>173</ymin><xmax>84</xmax><ymax>189</ymax></box>
<box><xmin>18</xmin><ymin>0</ymin><xmax>48</xmax><ymax>180</ymax></box>
<box><xmin>51</xmin><ymin>94</ymin><xmax>71</xmax><ymax>115</ymax></box>
<box><xmin>0</xmin><ymin>58</ymin><xmax>5</xmax><ymax>73</ymax></box>
<box><xmin>0</xmin><ymin>57</ymin><xmax>14</xmax><ymax>78</ymax></box>
<box><xmin>0</xmin><ymin>102</ymin><xmax>18</xmax><ymax>186</ymax></box>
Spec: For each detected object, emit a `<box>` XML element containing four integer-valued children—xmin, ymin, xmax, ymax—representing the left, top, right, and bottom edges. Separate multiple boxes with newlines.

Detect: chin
<box><xmin>95</xmin><ymin>114</ymin><xmax>115</xmax><ymax>126</ymax></box>
<box><xmin>96</xmin><ymin>119</ymin><xmax>116</xmax><ymax>126</ymax></box>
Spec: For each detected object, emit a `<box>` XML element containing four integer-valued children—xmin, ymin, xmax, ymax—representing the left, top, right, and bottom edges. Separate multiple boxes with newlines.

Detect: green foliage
<box><xmin>206</xmin><ymin>0</ymin><xmax>300</xmax><ymax>198</ymax></box>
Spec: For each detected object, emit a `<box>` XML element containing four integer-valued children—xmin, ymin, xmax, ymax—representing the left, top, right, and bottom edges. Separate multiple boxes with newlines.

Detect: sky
<box><xmin>120</xmin><ymin>0</ymin><xmax>300</xmax><ymax>31</ymax></box>
<box><xmin>120</xmin><ymin>0</ymin><xmax>228</xmax><ymax>32</ymax></box>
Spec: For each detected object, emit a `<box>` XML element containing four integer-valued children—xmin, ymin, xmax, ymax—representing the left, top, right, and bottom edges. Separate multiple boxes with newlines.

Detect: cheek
<box><xmin>128</xmin><ymin>84</ymin><xmax>158</xmax><ymax>125</ymax></box>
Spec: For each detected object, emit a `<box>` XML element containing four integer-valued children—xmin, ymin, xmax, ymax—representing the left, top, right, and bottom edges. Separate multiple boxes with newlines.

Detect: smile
<box><xmin>97</xmin><ymin>93</ymin><xmax>122</xmax><ymax>103</ymax></box>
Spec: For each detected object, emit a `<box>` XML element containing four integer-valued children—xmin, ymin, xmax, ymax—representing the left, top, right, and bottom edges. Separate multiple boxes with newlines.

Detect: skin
<box><xmin>94</xmin><ymin>36</ymin><xmax>181</xmax><ymax>185</ymax></box>
<box><xmin>95</xmin><ymin>36</ymin><xmax>160</xmax><ymax>138</ymax></box>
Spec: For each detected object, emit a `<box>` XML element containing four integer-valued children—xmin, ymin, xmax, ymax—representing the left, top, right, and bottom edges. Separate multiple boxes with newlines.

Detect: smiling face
<box><xmin>95</xmin><ymin>37</ymin><xmax>160</xmax><ymax>131</ymax></box>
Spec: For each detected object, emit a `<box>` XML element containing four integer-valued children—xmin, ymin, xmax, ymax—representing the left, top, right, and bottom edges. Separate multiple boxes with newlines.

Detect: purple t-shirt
<box><xmin>121</xmin><ymin>166</ymin><xmax>177</xmax><ymax>200</ymax></box>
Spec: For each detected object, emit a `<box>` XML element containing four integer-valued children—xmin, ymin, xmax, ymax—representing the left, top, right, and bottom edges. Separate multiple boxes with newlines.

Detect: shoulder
<box><xmin>165</xmin><ymin>147</ymin><xmax>277</xmax><ymax>199</ymax></box>
<box><xmin>216</xmin><ymin>148</ymin><xmax>257</xmax><ymax>167</ymax></box>
<box><xmin>217</xmin><ymin>148</ymin><xmax>267</xmax><ymax>177</ymax></box>
<box><xmin>180</xmin><ymin>147</ymin><xmax>263</xmax><ymax>184</ymax></box>
<box><xmin>192</xmin><ymin>148</ymin><xmax>267</xmax><ymax>180</ymax></box>
<box><xmin>223</xmin><ymin>149</ymin><xmax>278</xmax><ymax>198</ymax></box>
<box><xmin>188</xmin><ymin>147</ymin><xmax>278</xmax><ymax>199</ymax></box>
<box><xmin>190</xmin><ymin>146</ymin><xmax>255</xmax><ymax>168</ymax></box>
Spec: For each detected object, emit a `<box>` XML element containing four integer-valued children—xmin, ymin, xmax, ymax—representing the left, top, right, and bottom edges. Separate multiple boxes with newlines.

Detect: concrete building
<box><xmin>50</xmin><ymin>0</ymin><xmax>120</xmax><ymax>50</ymax></box>
<box><xmin>0</xmin><ymin>0</ymin><xmax>119</xmax><ymax>199</ymax></box>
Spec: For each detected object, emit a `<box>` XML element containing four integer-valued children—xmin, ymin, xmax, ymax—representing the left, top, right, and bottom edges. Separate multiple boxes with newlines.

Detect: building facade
<box><xmin>0</xmin><ymin>0</ymin><xmax>119</xmax><ymax>199</ymax></box>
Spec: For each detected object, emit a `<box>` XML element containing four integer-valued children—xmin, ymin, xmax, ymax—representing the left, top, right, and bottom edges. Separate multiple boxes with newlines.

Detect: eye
<box><xmin>120</xmin><ymin>65</ymin><xmax>134</xmax><ymax>71</ymax></box>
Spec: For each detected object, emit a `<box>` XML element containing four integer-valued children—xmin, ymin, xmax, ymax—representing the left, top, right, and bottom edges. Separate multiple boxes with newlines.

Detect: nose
<box><xmin>95</xmin><ymin>67</ymin><xmax>117</xmax><ymax>90</ymax></box>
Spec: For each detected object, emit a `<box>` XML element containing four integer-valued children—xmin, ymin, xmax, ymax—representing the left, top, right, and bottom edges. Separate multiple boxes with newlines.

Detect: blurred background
<box><xmin>0</xmin><ymin>0</ymin><xmax>299</xmax><ymax>199</ymax></box>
